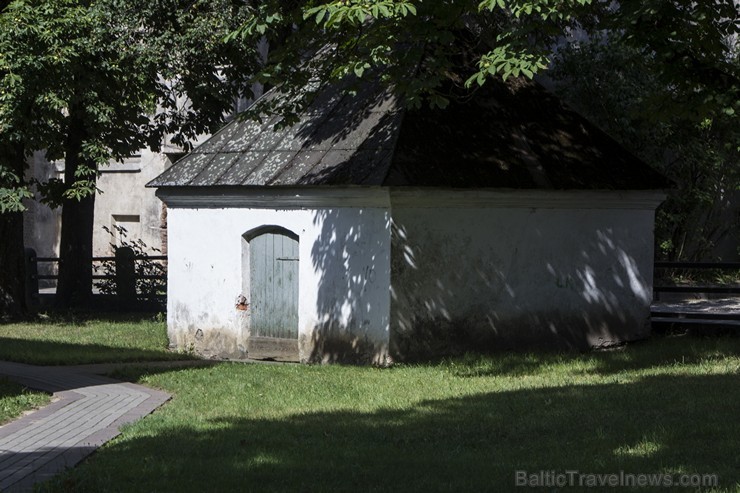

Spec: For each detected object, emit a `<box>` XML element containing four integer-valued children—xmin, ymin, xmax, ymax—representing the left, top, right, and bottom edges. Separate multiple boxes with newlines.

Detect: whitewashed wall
<box><xmin>161</xmin><ymin>188</ymin><xmax>663</xmax><ymax>364</ymax></box>
<box><xmin>23</xmin><ymin>148</ymin><xmax>171</xmax><ymax>267</ymax></box>
<box><xmin>93</xmin><ymin>149</ymin><xmax>170</xmax><ymax>256</ymax></box>
<box><xmin>163</xmin><ymin>190</ymin><xmax>391</xmax><ymax>363</ymax></box>
<box><xmin>389</xmin><ymin>190</ymin><xmax>664</xmax><ymax>360</ymax></box>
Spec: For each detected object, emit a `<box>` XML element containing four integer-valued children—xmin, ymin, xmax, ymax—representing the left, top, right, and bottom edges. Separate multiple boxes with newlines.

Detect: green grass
<box><xmin>0</xmin><ymin>313</ymin><xmax>194</xmax><ymax>365</ymax></box>
<box><xmin>0</xmin><ymin>377</ymin><xmax>50</xmax><ymax>425</ymax></box>
<box><xmin>41</xmin><ymin>335</ymin><xmax>740</xmax><ymax>493</ymax></box>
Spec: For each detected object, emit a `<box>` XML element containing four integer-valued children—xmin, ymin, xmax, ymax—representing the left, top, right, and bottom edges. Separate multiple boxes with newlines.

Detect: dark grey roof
<box><xmin>148</xmin><ymin>78</ymin><xmax>669</xmax><ymax>190</ymax></box>
<box><xmin>148</xmin><ymin>81</ymin><xmax>402</xmax><ymax>187</ymax></box>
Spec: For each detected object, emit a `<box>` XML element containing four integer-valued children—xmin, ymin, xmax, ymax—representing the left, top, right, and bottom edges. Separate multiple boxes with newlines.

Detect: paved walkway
<box><xmin>0</xmin><ymin>361</ymin><xmax>171</xmax><ymax>492</ymax></box>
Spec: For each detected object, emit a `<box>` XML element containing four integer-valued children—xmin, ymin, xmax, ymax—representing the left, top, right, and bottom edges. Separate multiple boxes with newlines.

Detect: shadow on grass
<box><xmin>42</xmin><ymin>373</ymin><xmax>739</xmax><ymax>493</ymax></box>
<box><xmin>0</xmin><ymin>311</ymin><xmax>195</xmax><ymax>366</ymax></box>
<box><xmin>0</xmin><ymin>337</ymin><xmax>194</xmax><ymax>366</ymax></box>
<box><xmin>0</xmin><ymin>378</ymin><xmax>27</xmax><ymax>398</ymax></box>
<box><xmin>447</xmin><ymin>334</ymin><xmax>740</xmax><ymax>379</ymax></box>
<box><xmin>11</xmin><ymin>311</ymin><xmax>165</xmax><ymax>324</ymax></box>
<box><xmin>0</xmin><ymin>377</ymin><xmax>50</xmax><ymax>425</ymax></box>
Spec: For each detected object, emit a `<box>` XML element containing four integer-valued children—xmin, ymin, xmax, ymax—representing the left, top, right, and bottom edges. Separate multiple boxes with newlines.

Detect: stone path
<box><xmin>0</xmin><ymin>361</ymin><xmax>170</xmax><ymax>492</ymax></box>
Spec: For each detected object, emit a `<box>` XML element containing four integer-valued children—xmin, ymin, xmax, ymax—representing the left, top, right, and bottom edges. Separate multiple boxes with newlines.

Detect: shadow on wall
<box><xmin>46</xmin><ymin>373</ymin><xmax>739</xmax><ymax>492</ymax></box>
<box><xmin>306</xmin><ymin>208</ymin><xmax>390</xmax><ymax>364</ymax></box>
<box><xmin>390</xmin><ymin>211</ymin><xmax>654</xmax><ymax>361</ymax></box>
<box><xmin>296</xmin><ymin>84</ymin><xmax>399</xmax><ymax>364</ymax></box>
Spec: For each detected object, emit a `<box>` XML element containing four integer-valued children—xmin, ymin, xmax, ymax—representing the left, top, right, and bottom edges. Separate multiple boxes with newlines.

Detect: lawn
<box><xmin>0</xmin><ymin>314</ymin><xmax>194</xmax><ymax>365</ymax></box>
<box><xmin>0</xmin><ymin>313</ymin><xmax>190</xmax><ymax>438</ymax></box>
<box><xmin>0</xmin><ymin>377</ymin><xmax>50</xmax><ymax>425</ymax></box>
<box><xmin>38</xmin><ymin>335</ymin><xmax>740</xmax><ymax>493</ymax></box>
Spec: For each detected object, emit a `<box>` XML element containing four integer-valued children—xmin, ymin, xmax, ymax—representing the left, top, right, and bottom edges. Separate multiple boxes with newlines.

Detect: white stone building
<box><xmin>148</xmin><ymin>78</ymin><xmax>668</xmax><ymax>364</ymax></box>
<box><xmin>90</xmin><ymin>147</ymin><xmax>179</xmax><ymax>257</ymax></box>
<box><xmin>22</xmin><ymin>148</ymin><xmax>175</xmax><ymax>293</ymax></box>
<box><xmin>23</xmin><ymin>145</ymin><xmax>184</xmax><ymax>256</ymax></box>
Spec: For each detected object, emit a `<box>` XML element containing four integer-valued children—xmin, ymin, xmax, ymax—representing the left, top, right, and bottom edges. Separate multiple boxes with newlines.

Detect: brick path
<box><xmin>0</xmin><ymin>361</ymin><xmax>170</xmax><ymax>492</ymax></box>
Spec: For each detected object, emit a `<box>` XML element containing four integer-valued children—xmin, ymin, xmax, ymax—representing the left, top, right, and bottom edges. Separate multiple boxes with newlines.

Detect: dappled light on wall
<box><xmin>306</xmin><ymin>208</ymin><xmax>391</xmax><ymax>364</ymax></box>
<box><xmin>390</xmin><ymin>206</ymin><xmax>656</xmax><ymax>361</ymax></box>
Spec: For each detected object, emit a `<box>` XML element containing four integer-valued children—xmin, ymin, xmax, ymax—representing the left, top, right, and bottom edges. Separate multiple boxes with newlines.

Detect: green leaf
<box><xmin>0</xmin><ymin>186</ymin><xmax>32</xmax><ymax>213</ymax></box>
<box><xmin>478</xmin><ymin>0</ymin><xmax>495</xmax><ymax>11</ymax></box>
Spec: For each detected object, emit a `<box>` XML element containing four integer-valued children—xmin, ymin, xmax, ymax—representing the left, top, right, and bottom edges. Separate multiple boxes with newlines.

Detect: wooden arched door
<box><xmin>246</xmin><ymin>228</ymin><xmax>299</xmax><ymax>360</ymax></box>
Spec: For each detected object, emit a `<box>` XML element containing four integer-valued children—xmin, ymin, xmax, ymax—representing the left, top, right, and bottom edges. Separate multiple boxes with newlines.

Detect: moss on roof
<box><xmin>148</xmin><ymin>77</ymin><xmax>669</xmax><ymax>190</ymax></box>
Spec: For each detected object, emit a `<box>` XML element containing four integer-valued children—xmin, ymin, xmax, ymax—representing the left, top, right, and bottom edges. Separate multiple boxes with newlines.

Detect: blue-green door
<box><xmin>249</xmin><ymin>231</ymin><xmax>299</xmax><ymax>341</ymax></box>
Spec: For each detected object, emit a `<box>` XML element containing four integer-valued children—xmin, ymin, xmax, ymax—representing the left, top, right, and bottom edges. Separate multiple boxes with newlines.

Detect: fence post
<box><xmin>24</xmin><ymin>248</ymin><xmax>39</xmax><ymax>308</ymax></box>
<box><xmin>115</xmin><ymin>247</ymin><xmax>136</xmax><ymax>302</ymax></box>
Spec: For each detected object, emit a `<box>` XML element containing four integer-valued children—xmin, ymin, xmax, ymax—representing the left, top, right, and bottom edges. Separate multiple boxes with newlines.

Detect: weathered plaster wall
<box><xmin>389</xmin><ymin>190</ymin><xmax>662</xmax><ymax>360</ymax></box>
<box><xmin>93</xmin><ymin>149</ymin><xmax>170</xmax><ymax>256</ymax></box>
<box><xmin>164</xmin><ymin>199</ymin><xmax>391</xmax><ymax>363</ymax></box>
<box><xmin>23</xmin><ymin>149</ymin><xmax>171</xmax><ymax>269</ymax></box>
<box><xmin>162</xmin><ymin>188</ymin><xmax>662</xmax><ymax>364</ymax></box>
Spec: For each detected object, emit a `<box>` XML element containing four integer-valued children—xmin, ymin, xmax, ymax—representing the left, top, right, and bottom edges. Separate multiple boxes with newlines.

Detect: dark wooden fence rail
<box><xmin>654</xmin><ymin>261</ymin><xmax>740</xmax><ymax>297</ymax></box>
<box><xmin>24</xmin><ymin>247</ymin><xmax>167</xmax><ymax>310</ymax></box>
<box><xmin>652</xmin><ymin>261</ymin><xmax>740</xmax><ymax>329</ymax></box>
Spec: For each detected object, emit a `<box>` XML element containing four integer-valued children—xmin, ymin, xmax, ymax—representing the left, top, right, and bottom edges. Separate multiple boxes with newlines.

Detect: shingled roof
<box><xmin>148</xmin><ymin>78</ymin><xmax>669</xmax><ymax>190</ymax></box>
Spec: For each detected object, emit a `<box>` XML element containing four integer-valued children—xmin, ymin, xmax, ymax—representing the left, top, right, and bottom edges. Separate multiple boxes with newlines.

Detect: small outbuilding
<box><xmin>147</xmin><ymin>78</ymin><xmax>668</xmax><ymax>364</ymax></box>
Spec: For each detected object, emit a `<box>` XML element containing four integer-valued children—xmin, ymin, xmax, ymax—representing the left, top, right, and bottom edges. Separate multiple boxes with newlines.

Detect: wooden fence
<box><xmin>24</xmin><ymin>247</ymin><xmax>167</xmax><ymax>311</ymax></box>
<box><xmin>653</xmin><ymin>261</ymin><xmax>740</xmax><ymax>298</ymax></box>
<box><xmin>24</xmin><ymin>253</ymin><xmax>739</xmax><ymax>313</ymax></box>
<box><xmin>652</xmin><ymin>261</ymin><xmax>740</xmax><ymax>329</ymax></box>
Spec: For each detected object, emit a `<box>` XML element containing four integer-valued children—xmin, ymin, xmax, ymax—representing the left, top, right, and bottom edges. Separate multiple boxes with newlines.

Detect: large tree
<box><xmin>0</xmin><ymin>0</ymin><xmax>259</xmax><ymax>312</ymax></box>
<box><xmin>549</xmin><ymin>33</ymin><xmax>740</xmax><ymax>261</ymax></box>
<box><xmin>229</xmin><ymin>0</ymin><xmax>738</xmax><ymax>262</ymax></box>
<box><xmin>0</xmin><ymin>142</ymin><xmax>31</xmax><ymax>317</ymax></box>
<box><xmin>2</xmin><ymin>0</ymin><xmax>738</xmax><ymax>314</ymax></box>
<box><xmin>230</xmin><ymin>1</ymin><xmax>738</xmax><ymax>125</ymax></box>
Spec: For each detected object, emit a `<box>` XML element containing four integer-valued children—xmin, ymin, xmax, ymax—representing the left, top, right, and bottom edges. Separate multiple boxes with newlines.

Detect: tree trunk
<box><xmin>55</xmin><ymin>109</ymin><xmax>96</xmax><ymax>308</ymax></box>
<box><xmin>0</xmin><ymin>210</ymin><xmax>26</xmax><ymax>319</ymax></box>
<box><xmin>0</xmin><ymin>142</ymin><xmax>28</xmax><ymax>319</ymax></box>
